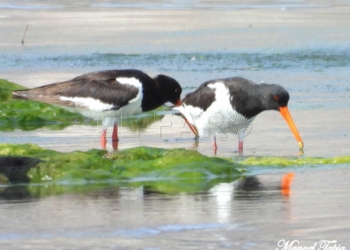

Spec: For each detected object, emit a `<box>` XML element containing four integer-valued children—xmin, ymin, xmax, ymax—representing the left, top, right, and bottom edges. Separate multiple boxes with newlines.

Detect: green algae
<box><xmin>1</xmin><ymin>142</ymin><xmax>350</xmax><ymax>196</ymax></box>
<box><xmin>239</xmin><ymin>156</ymin><xmax>350</xmax><ymax>167</ymax></box>
<box><xmin>107</xmin><ymin>147</ymin><xmax>241</xmax><ymax>180</ymax></box>
<box><xmin>0</xmin><ymin>144</ymin><xmax>242</xmax><ymax>194</ymax></box>
<box><xmin>0</xmin><ymin>79</ymin><xmax>93</xmax><ymax>131</ymax></box>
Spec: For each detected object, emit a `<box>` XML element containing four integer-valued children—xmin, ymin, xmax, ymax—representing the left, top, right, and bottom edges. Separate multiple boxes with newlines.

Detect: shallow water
<box><xmin>0</xmin><ymin>167</ymin><xmax>349</xmax><ymax>249</ymax></box>
<box><xmin>1</xmin><ymin>1</ymin><xmax>350</xmax><ymax>249</ymax></box>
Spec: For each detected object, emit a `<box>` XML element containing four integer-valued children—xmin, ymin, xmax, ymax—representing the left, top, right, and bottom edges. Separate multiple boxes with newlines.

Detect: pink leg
<box><xmin>213</xmin><ymin>135</ymin><xmax>217</xmax><ymax>156</ymax></box>
<box><xmin>238</xmin><ymin>135</ymin><xmax>244</xmax><ymax>156</ymax></box>
<box><xmin>111</xmin><ymin>123</ymin><xmax>119</xmax><ymax>151</ymax></box>
<box><xmin>100</xmin><ymin>129</ymin><xmax>107</xmax><ymax>150</ymax></box>
<box><xmin>112</xmin><ymin>123</ymin><xmax>119</xmax><ymax>142</ymax></box>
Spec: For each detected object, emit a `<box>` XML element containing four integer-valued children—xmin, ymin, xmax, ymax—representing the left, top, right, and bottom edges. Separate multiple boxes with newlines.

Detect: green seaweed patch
<box><xmin>107</xmin><ymin>147</ymin><xmax>241</xmax><ymax>180</ymax></box>
<box><xmin>0</xmin><ymin>144</ymin><xmax>242</xmax><ymax>194</ymax></box>
<box><xmin>239</xmin><ymin>156</ymin><xmax>350</xmax><ymax>167</ymax></box>
<box><xmin>0</xmin><ymin>79</ymin><xmax>24</xmax><ymax>100</ymax></box>
<box><xmin>0</xmin><ymin>79</ymin><xmax>94</xmax><ymax>131</ymax></box>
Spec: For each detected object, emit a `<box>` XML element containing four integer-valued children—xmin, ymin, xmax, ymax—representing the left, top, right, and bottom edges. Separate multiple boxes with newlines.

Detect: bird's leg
<box><xmin>238</xmin><ymin>132</ymin><xmax>244</xmax><ymax>156</ymax></box>
<box><xmin>112</xmin><ymin>123</ymin><xmax>119</xmax><ymax>142</ymax></box>
<box><xmin>184</xmin><ymin>117</ymin><xmax>200</xmax><ymax>149</ymax></box>
<box><xmin>213</xmin><ymin>135</ymin><xmax>217</xmax><ymax>156</ymax></box>
<box><xmin>188</xmin><ymin>136</ymin><xmax>200</xmax><ymax>150</ymax></box>
<box><xmin>111</xmin><ymin>123</ymin><xmax>119</xmax><ymax>151</ymax></box>
<box><xmin>193</xmin><ymin>135</ymin><xmax>199</xmax><ymax>148</ymax></box>
<box><xmin>100</xmin><ymin>128</ymin><xmax>107</xmax><ymax>150</ymax></box>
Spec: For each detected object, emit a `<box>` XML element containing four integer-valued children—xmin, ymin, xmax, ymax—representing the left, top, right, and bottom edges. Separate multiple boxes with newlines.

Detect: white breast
<box><xmin>175</xmin><ymin>82</ymin><xmax>254</xmax><ymax>138</ymax></box>
<box><xmin>116</xmin><ymin>77</ymin><xmax>143</xmax><ymax>115</ymax></box>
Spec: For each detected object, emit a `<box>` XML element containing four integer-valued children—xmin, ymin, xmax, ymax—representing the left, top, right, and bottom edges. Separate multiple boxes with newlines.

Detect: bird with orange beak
<box><xmin>173</xmin><ymin>77</ymin><xmax>303</xmax><ymax>155</ymax></box>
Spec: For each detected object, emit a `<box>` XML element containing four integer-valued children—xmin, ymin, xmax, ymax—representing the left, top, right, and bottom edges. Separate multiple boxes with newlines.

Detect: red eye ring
<box><xmin>274</xmin><ymin>95</ymin><xmax>280</xmax><ymax>101</ymax></box>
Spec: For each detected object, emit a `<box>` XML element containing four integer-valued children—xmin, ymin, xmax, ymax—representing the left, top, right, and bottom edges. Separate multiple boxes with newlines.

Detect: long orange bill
<box><xmin>279</xmin><ymin>106</ymin><xmax>304</xmax><ymax>149</ymax></box>
<box><xmin>184</xmin><ymin>118</ymin><xmax>199</xmax><ymax>137</ymax></box>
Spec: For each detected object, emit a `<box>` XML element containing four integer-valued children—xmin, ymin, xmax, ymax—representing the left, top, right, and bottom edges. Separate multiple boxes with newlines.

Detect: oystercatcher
<box><xmin>13</xmin><ymin>69</ymin><xmax>182</xmax><ymax>149</ymax></box>
<box><xmin>173</xmin><ymin>77</ymin><xmax>303</xmax><ymax>155</ymax></box>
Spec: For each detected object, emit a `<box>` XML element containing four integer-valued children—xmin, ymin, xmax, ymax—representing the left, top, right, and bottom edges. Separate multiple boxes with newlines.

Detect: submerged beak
<box><xmin>279</xmin><ymin>106</ymin><xmax>304</xmax><ymax>149</ymax></box>
<box><xmin>174</xmin><ymin>99</ymin><xmax>181</xmax><ymax>106</ymax></box>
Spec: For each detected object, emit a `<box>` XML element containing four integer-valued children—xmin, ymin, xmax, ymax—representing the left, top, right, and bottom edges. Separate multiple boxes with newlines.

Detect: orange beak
<box><xmin>174</xmin><ymin>99</ymin><xmax>181</xmax><ymax>106</ymax></box>
<box><xmin>279</xmin><ymin>106</ymin><xmax>304</xmax><ymax>149</ymax></box>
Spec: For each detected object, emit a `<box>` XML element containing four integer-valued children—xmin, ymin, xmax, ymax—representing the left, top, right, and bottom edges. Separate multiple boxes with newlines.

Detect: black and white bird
<box><xmin>173</xmin><ymin>77</ymin><xmax>303</xmax><ymax>155</ymax></box>
<box><xmin>13</xmin><ymin>69</ymin><xmax>182</xmax><ymax>149</ymax></box>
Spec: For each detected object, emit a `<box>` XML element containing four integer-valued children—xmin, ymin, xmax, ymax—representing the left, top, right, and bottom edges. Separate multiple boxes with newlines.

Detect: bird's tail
<box><xmin>12</xmin><ymin>90</ymin><xmax>30</xmax><ymax>100</ymax></box>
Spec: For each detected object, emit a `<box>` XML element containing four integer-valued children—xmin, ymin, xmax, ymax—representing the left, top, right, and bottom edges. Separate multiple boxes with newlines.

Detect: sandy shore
<box><xmin>1</xmin><ymin>1</ymin><xmax>350</xmax><ymax>53</ymax></box>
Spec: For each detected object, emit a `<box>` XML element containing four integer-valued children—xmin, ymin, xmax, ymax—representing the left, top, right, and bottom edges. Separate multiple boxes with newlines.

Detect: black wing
<box><xmin>182</xmin><ymin>86</ymin><xmax>216</xmax><ymax>111</ymax></box>
<box><xmin>13</xmin><ymin>70</ymin><xmax>151</xmax><ymax>110</ymax></box>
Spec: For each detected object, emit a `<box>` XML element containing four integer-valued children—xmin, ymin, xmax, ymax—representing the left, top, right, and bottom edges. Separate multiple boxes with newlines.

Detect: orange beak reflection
<box><xmin>279</xmin><ymin>106</ymin><xmax>304</xmax><ymax>149</ymax></box>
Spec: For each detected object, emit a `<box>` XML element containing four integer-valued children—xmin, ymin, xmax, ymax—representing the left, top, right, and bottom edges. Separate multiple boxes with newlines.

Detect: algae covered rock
<box><xmin>106</xmin><ymin>147</ymin><xmax>242</xmax><ymax>180</ymax></box>
<box><xmin>0</xmin><ymin>144</ymin><xmax>242</xmax><ymax>193</ymax></box>
<box><xmin>0</xmin><ymin>79</ymin><xmax>92</xmax><ymax>131</ymax></box>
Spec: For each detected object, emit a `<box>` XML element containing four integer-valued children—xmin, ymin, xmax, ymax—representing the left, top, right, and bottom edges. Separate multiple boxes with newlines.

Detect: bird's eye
<box><xmin>175</xmin><ymin>88</ymin><xmax>180</xmax><ymax>93</ymax></box>
<box><xmin>274</xmin><ymin>95</ymin><xmax>280</xmax><ymax>101</ymax></box>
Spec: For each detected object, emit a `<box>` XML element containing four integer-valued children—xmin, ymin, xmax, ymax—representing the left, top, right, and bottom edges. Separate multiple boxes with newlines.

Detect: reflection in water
<box><xmin>209</xmin><ymin>182</ymin><xmax>235</xmax><ymax>223</ymax></box>
<box><xmin>234</xmin><ymin>173</ymin><xmax>295</xmax><ymax>198</ymax></box>
<box><xmin>0</xmin><ymin>186</ymin><xmax>34</xmax><ymax>201</ymax></box>
<box><xmin>0</xmin><ymin>169</ymin><xmax>349</xmax><ymax>249</ymax></box>
<box><xmin>209</xmin><ymin>173</ymin><xmax>294</xmax><ymax>223</ymax></box>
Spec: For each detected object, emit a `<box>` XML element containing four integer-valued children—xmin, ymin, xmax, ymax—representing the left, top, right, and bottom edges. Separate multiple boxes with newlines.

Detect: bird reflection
<box><xmin>234</xmin><ymin>173</ymin><xmax>295</xmax><ymax>199</ymax></box>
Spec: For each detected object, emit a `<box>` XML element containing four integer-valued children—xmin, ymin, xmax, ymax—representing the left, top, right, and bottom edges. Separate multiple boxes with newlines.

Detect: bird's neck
<box><xmin>141</xmin><ymin>84</ymin><xmax>164</xmax><ymax>112</ymax></box>
<box><xmin>234</xmin><ymin>85</ymin><xmax>272</xmax><ymax>118</ymax></box>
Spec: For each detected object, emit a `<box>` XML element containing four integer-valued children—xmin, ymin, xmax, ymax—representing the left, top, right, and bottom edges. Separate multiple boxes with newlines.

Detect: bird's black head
<box><xmin>261</xmin><ymin>84</ymin><xmax>290</xmax><ymax>111</ymax></box>
<box><xmin>154</xmin><ymin>74</ymin><xmax>182</xmax><ymax>106</ymax></box>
